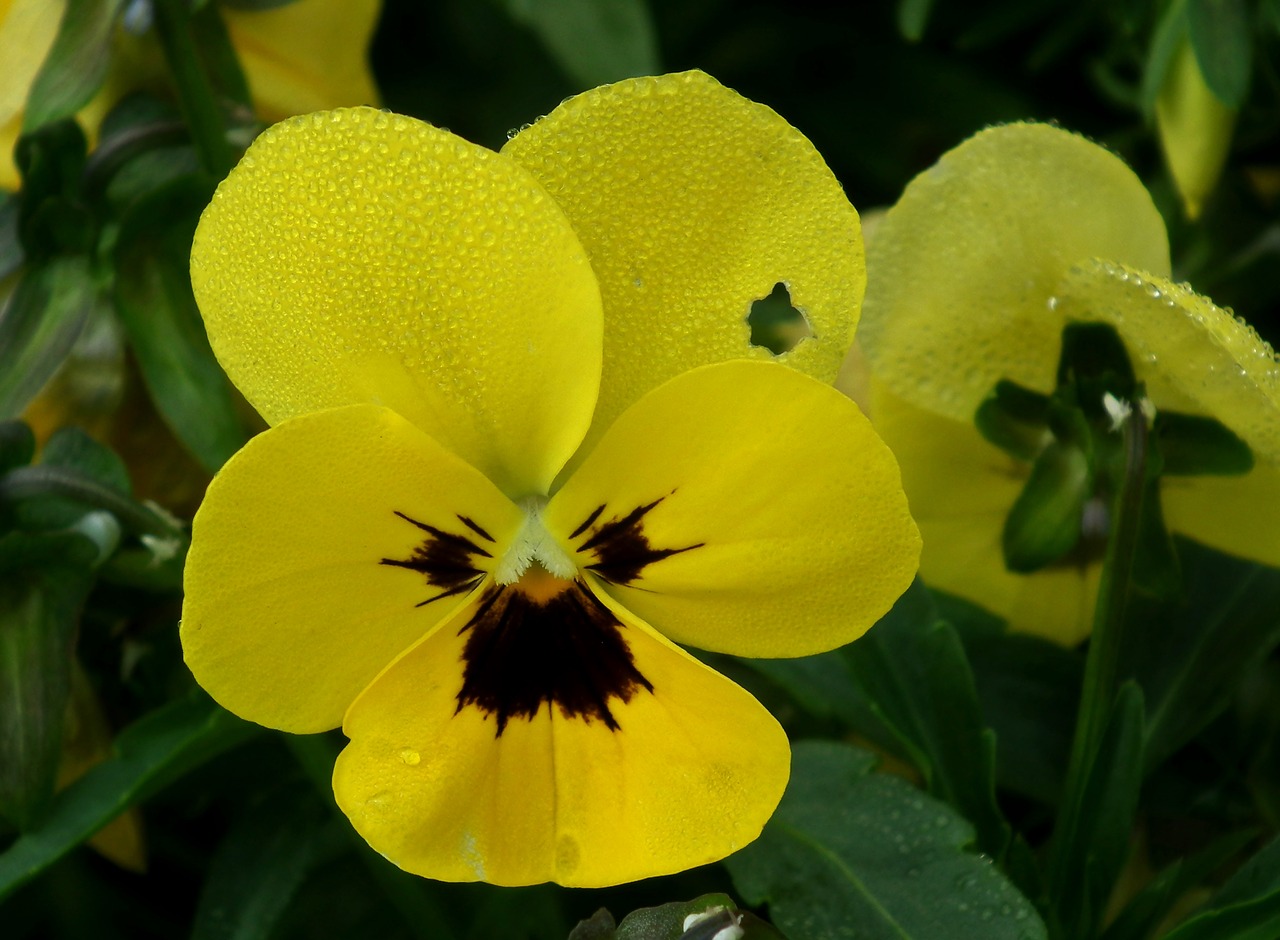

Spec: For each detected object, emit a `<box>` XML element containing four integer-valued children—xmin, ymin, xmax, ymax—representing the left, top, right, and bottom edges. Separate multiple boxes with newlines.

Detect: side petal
<box><xmin>191</xmin><ymin>107</ymin><xmax>602</xmax><ymax>497</ymax></box>
<box><xmin>543</xmin><ymin>360</ymin><xmax>920</xmax><ymax>658</ymax></box>
<box><xmin>224</xmin><ymin>0</ymin><xmax>382</xmax><ymax>117</ymax></box>
<box><xmin>859</xmin><ymin>122</ymin><xmax>1170</xmax><ymax>422</ymax></box>
<box><xmin>181</xmin><ymin>404</ymin><xmax>524</xmax><ymax>733</ymax></box>
<box><xmin>333</xmin><ymin>587</ymin><xmax>789</xmax><ymax>887</ymax></box>
<box><xmin>1057</xmin><ymin>260</ymin><xmax>1280</xmax><ymax>465</ymax></box>
<box><xmin>871</xmin><ymin>380</ymin><xmax>1097</xmax><ymax>646</ymax></box>
<box><xmin>503</xmin><ymin>70</ymin><xmax>863</xmax><ymax>463</ymax></box>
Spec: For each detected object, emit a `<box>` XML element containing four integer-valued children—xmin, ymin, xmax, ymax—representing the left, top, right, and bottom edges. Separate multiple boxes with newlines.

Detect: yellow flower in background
<box><xmin>180</xmin><ymin>71</ymin><xmax>920</xmax><ymax>887</ymax></box>
<box><xmin>0</xmin><ymin>0</ymin><xmax>382</xmax><ymax>189</ymax></box>
<box><xmin>1156</xmin><ymin>38</ymin><xmax>1237</xmax><ymax>220</ymax></box>
<box><xmin>856</xmin><ymin>122</ymin><xmax>1280</xmax><ymax>645</ymax></box>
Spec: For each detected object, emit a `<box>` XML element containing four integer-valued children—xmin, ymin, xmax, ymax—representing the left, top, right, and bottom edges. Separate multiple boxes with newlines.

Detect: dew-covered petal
<box><xmin>225</xmin><ymin>0</ymin><xmax>381</xmax><ymax>118</ymax></box>
<box><xmin>503</xmin><ymin>70</ymin><xmax>863</xmax><ymax>464</ymax></box>
<box><xmin>543</xmin><ymin>360</ymin><xmax>919</xmax><ymax>658</ymax></box>
<box><xmin>191</xmin><ymin>107</ymin><xmax>602</xmax><ymax>497</ymax></box>
<box><xmin>859</xmin><ymin>122</ymin><xmax>1170</xmax><ymax>421</ymax></box>
<box><xmin>333</xmin><ymin>585</ymin><xmax>788</xmax><ymax>887</ymax></box>
<box><xmin>1057</xmin><ymin>260</ymin><xmax>1280</xmax><ymax>466</ymax></box>
<box><xmin>181</xmin><ymin>404</ymin><xmax>524</xmax><ymax>734</ymax></box>
<box><xmin>870</xmin><ymin>380</ymin><xmax>1098</xmax><ymax>645</ymax></box>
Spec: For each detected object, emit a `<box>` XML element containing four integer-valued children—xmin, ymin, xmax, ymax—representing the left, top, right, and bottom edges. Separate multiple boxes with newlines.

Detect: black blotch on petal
<box><xmin>456</xmin><ymin>580</ymin><xmax>652</xmax><ymax>735</ymax></box>
<box><xmin>381</xmin><ymin>512</ymin><xmax>491</xmax><ymax>606</ymax></box>
<box><xmin>576</xmin><ymin>497</ymin><xmax>703</xmax><ymax>586</ymax></box>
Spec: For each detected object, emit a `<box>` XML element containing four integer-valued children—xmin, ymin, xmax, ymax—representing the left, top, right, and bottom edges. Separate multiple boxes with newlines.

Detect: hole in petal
<box><xmin>747</xmin><ymin>282</ymin><xmax>813</xmax><ymax>355</ymax></box>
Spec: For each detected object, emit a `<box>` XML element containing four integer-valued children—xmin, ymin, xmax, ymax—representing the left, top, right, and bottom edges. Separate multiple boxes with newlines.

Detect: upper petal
<box><xmin>191</xmin><ymin>107</ymin><xmax>603</xmax><ymax>497</ymax></box>
<box><xmin>333</xmin><ymin>583</ymin><xmax>788</xmax><ymax>887</ymax></box>
<box><xmin>181</xmin><ymin>403</ymin><xmax>524</xmax><ymax>733</ymax></box>
<box><xmin>543</xmin><ymin>360</ymin><xmax>920</xmax><ymax>658</ymax></box>
<box><xmin>858</xmin><ymin>122</ymin><xmax>1170</xmax><ymax>421</ymax></box>
<box><xmin>503</xmin><ymin>70</ymin><xmax>864</xmax><ymax>465</ymax></box>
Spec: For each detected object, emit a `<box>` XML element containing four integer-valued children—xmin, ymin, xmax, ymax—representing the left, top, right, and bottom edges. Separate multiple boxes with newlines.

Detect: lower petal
<box><xmin>333</xmin><ymin>585</ymin><xmax>789</xmax><ymax>887</ymax></box>
<box><xmin>181</xmin><ymin>404</ymin><xmax>523</xmax><ymax>733</ymax></box>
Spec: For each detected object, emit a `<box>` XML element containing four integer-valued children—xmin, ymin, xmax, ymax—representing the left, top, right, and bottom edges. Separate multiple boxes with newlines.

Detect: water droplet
<box><xmin>399</xmin><ymin>748</ymin><xmax>421</xmax><ymax>766</ymax></box>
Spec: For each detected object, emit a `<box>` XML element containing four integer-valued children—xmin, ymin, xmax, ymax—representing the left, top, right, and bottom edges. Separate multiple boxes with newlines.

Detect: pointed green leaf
<box><xmin>23</xmin><ymin>0</ymin><xmax>128</xmax><ymax>133</ymax></box>
<box><xmin>1141</xmin><ymin>0</ymin><xmax>1190</xmax><ymax>115</ymax></box>
<box><xmin>1162</xmin><ymin>836</ymin><xmax>1280</xmax><ymax>940</ymax></box>
<box><xmin>1156</xmin><ymin>411</ymin><xmax>1253</xmax><ymax>476</ymax></box>
<box><xmin>1187</xmin><ymin>0</ymin><xmax>1252</xmax><ymax>108</ymax></box>
<box><xmin>113</xmin><ymin>175</ymin><xmax>246</xmax><ymax>472</ymax></box>
<box><xmin>0</xmin><ymin>691</ymin><xmax>260</xmax><ymax>900</ymax></box>
<box><xmin>726</xmin><ymin>741</ymin><xmax>1046</xmax><ymax>940</ymax></box>
<box><xmin>0</xmin><ymin>257</ymin><xmax>103</xmax><ymax>418</ymax></box>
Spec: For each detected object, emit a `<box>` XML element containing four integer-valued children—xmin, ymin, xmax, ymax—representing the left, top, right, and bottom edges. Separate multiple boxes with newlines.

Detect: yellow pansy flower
<box><xmin>179</xmin><ymin>71</ymin><xmax>921</xmax><ymax>887</ymax></box>
<box><xmin>1156</xmin><ymin>38</ymin><xmax>1237</xmax><ymax>221</ymax></box>
<box><xmin>0</xmin><ymin>0</ymin><xmax>381</xmax><ymax>190</ymax></box>
<box><xmin>857</xmin><ymin>122</ymin><xmax>1280</xmax><ymax>645</ymax></box>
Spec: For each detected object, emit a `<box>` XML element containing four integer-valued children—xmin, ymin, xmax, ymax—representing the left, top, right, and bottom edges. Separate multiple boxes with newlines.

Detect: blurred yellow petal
<box><xmin>544</xmin><ymin>361</ymin><xmax>919</xmax><ymax>658</ymax></box>
<box><xmin>1163</xmin><ymin>468</ymin><xmax>1280</xmax><ymax>569</ymax></box>
<box><xmin>503</xmin><ymin>70</ymin><xmax>863</xmax><ymax>465</ymax></box>
<box><xmin>191</xmin><ymin>107</ymin><xmax>602</xmax><ymax>496</ymax></box>
<box><xmin>1156</xmin><ymin>39</ymin><xmax>1236</xmax><ymax>220</ymax></box>
<box><xmin>226</xmin><ymin>0</ymin><xmax>381</xmax><ymax>118</ymax></box>
<box><xmin>1057</xmin><ymin>260</ymin><xmax>1280</xmax><ymax>465</ymax></box>
<box><xmin>860</xmin><ymin>122</ymin><xmax>1170</xmax><ymax>421</ymax></box>
<box><xmin>334</xmin><ymin>583</ymin><xmax>788</xmax><ymax>887</ymax></box>
<box><xmin>870</xmin><ymin>378</ymin><xmax>1097</xmax><ymax>645</ymax></box>
<box><xmin>0</xmin><ymin>0</ymin><xmax>61</xmax><ymax>189</ymax></box>
<box><xmin>182</xmin><ymin>404</ymin><xmax>524</xmax><ymax>733</ymax></box>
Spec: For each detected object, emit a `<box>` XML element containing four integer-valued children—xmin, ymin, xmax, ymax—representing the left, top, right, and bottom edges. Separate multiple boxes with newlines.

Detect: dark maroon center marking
<box><xmin>381</xmin><ymin>512</ymin><xmax>494</xmax><ymax>607</ymax></box>
<box><xmin>456</xmin><ymin>579</ymin><xmax>652</xmax><ymax>736</ymax></box>
<box><xmin>573</xmin><ymin>496</ymin><xmax>704</xmax><ymax>585</ymax></box>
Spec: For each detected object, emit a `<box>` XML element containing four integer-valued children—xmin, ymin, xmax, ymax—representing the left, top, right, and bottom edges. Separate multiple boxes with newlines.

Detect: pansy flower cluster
<box><xmin>181</xmin><ymin>71</ymin><xmax>920</xmax><ymax>886</ymax></box>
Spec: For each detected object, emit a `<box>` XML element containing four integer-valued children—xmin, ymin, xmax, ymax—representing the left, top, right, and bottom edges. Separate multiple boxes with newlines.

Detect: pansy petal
<box><xmin>333</xmin><ymin>586</ymin><xmax>788</xmax><ymax>887</ymax></box>
<box><xmin>181</xmin><ymin>404</ymin><xmax>524</xmax><ymax>733</ymax></box>
<box><xmin>870</xmin><ymin>380</ymin><xmax>1097</xmax><ymax>645</ymax></box>
<box><xmin>191</xmin><ymin>108</ymin><xmax>602</xmax><ymax>496</ymax></box>
<box><xmin>0</xmin><ymin>0</ymin><xmax>61</xmax><ymax>189</ymax></box>
<box><xmin>1057</xmin><ymin>260</ymin><xmax>1280</xmax><ymax>465</ymax></box>
<box><xmin>1163</xmin><ymin>469</ymin><xmax>1280</xmax><ymax>569</ymax></box>
<box><xmin>503</xmin><ymin>70</ymin><xmax>863</xmax><ymax>461</ymax></box>
<box><xmin>543</xmin><ymin>360</ymin><xmax>920</xmax><ymax>658</ymax></box>
<box><xmin>225</xmin><ymin>0</ymin><xmax>381</xmax><ymax>118</ymax></box>
<box><xmin>859</xmin><ymin>122</ymin><xmax>1170</xmax><ymax>422</ymax></box>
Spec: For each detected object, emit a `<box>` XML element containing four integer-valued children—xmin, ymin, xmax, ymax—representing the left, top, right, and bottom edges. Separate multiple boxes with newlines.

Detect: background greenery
<box><xmin>2</xmin><ymin>1</ymin><xmax>1279</xmax><ymax>938</ymax></box>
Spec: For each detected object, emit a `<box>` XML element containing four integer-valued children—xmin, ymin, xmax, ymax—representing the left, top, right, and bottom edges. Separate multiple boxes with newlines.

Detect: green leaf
<box><xmin>0</xmin><ymin>422</ymin><xmax>35</xmax><ymax>476</ymax></box>
<box><xmin>1047</xmin><ymin>682</ymin><xmax>1145</xmax><ymax>939</ymax></box>
<box><xmin>0</xmin><ymin>690</ymin><xmax>260</xmax><ymax>900</ymax></box>
<box><xmin>726</xmin><ymin>741</ymin><xmax>1046</xmax><ymax>940</ymax></box>
<box><xmin>1186</xmin><ymin>0</ymin><xmax>1252</xmax><ymax>107</ymax></box>
<box><xmin>1122</xmin><ymin>537</ymin><xmax>1280</xmax><ymax>769</ymax></box>
<box><xmin>845</xmin><ymin>582</ymin><xmax>1013</xmax><ymax>863</ymax></box>
<box><xmin>1162</xmin><ymin>836</ymin><xmax>1280</xmax><ymax>940</ymax></box>
<box><xmin>0</xmin><ymin>257</ymin><xmax>104</xmax><ymax>417</ymax></box>
<box><xmin>190</xmin><ymin>785</ymin><xmax>350</xmax><ymax>940</ymax></box>
<box><xmin>12</xmin><ymin>426</ymin><xmax>130</xmax><ymax>532</ymax></box>
<box><xmin>113</xmin><ymin>175</ymin><xmax>246</xmax><ymax>472</ymax></box>
<box><xmin>0</xmin><ymin>560</ymin><xmax>93</xmax><ymax>829</ymax></box>
<box><xmin>1101</xmin><ymin>830</ymin><xmax>1258</xmax><ymax>940</ymax></box>
<box><xmin>498</xmin><ymin>0</ymin><xmax>661</xmax><ymax>87</ymax></box>
<box><xmin>23</xmin><ymin>0</ymin><xmax>129</xmax><ymax>133</ymax></box>
<box><xmin>1141</xmin><ymin>0</ymin><xmax>1190</xmax><ymax>115</ymax></box>
<box><xmin>0</xmin><ymin>192</ymin><xmax>22</xmax><ymax>279</ymax></box>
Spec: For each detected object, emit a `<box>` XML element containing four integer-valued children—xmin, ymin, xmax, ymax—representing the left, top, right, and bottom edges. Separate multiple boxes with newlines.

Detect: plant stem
<box><xmin>0</xmin><ymin>465</ymin><xmax>183</xmax><ymax>540</ymax></box>
<box><xmin>151</xmin><ymin>0</ymin><xmax>232</xmax><ymax>178</ymax></box>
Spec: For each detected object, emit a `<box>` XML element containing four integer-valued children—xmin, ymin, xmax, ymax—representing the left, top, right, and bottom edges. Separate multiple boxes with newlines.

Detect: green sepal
<box><xmin>1056</xmin><ymin>321</ymin><xmax>1137</xmax><ymax>409</ymax></box>
<box><xmin>1002</xmin><ymin>440</ymin><xmax>1092</xmax><ymax>573</ymax></box>
<box><xmin>1156</xmin><ymin>410</ymin><xmax>1254</xmax><ymax>475</ymax></box>
<box><xmin>22</xmin><ymin>0</ymin><xmax>128</xmax><ymax>134</ymax></box>
<box><xmin>975</xmin><ymin>380</ymin><xmax>1051</xmax><ymax>461</ymax></box>
<box><xmin>13</xmin><ymin>120</ymin><xmax>94</xmax><ymax>259</ymax></box>
<box><xmin>0</xmin><ymin>537</ymin><xmax>95</xmax><ymax>830</ymax></box>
